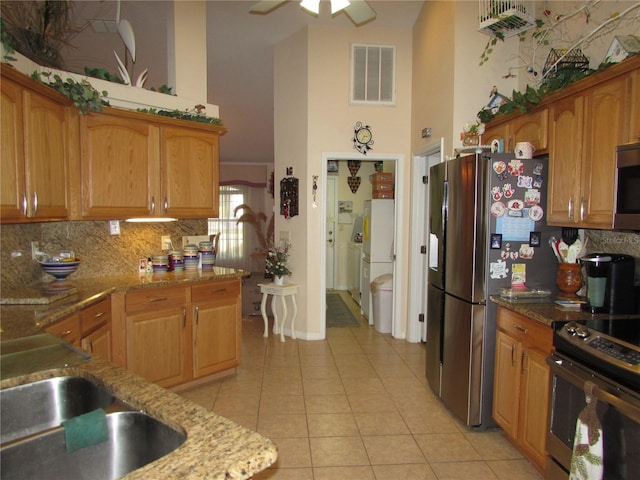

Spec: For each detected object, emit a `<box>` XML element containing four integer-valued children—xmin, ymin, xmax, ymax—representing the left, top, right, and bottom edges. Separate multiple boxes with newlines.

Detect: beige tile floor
<box><xmin>180</xmin><ymin>291</ymin><xmax>543</xmax><ymax>480</ymax></box>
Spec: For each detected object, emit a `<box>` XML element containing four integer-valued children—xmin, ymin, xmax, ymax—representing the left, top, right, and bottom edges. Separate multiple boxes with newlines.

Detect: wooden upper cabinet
<box><xmin>1</xmin><ymin>68</ymin><xmax>73</xmax><ymax>222</ymax></box>
<box><xmin>482</xmin><ymin>109</ymin><xmax>548</xmax><ymax>155</ymax></box>
<box><xmin>78</xmin><ymin>108</ymin><xmax>223</xmax><ymax>220</ymax></box>
<box><xmin>629</xmin><ymin>68</ymin><xmax>640</xmax><ymax>142</ymax></box>
<box><xmin>548</xmin><ymin>76</ymin><xmax>629</xmax><ymax>228</ymax></box>
<box><xmin>1</xmin><ymin>76</ymin><xmax>25</xmax><ymax>220</ymax></box>
<box><xmin>547</xmin><ymin>95</ymin><xmax>584</xmax><ymax>225</ymax></box>
<box><xmin>161</xmin><ymin>126</ymin><xmax>220</xmax><ymax>218</ymax></box>
<box><xmin>80</xmin><ymin>112</ymin><xmax>159</xmax><ymax>219</ymax></box>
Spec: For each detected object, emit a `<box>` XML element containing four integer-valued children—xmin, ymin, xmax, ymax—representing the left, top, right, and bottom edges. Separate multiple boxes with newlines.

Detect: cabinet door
<box><xmin>518</xmin><ymin>346</ymin><xmax>550</xmax><ymax>471</ymax></box>
<box><xmin>511</xmin><ymin>109</ymin><xmax>548</xmax><ymax>154</ymax></box>
<box><xmin>631</xmin><ymin>70</ymin><xmax>640</xmax><ymax>142</ymax></box>
<box><xmin>1</xmin><ymin>77</ymin><xmax>26</xmax><ymax>220</ymax></box>
<box><xmin>580</xmin><ymin>77</ymin><xmax>629</xmax><ymax>228</ymax></box>
<box><xmin>126</xmin><ymin>307</ymin><xmax>190</xmax><ymax>388</ymax></box>
<box><xmin>161</xmin><ymin>126</ymin><xmax>219</xmax><ymax>218</ymax></box>
<box><xmin>492</xmin><ymin>330</ymin><xmax>520</xmax><ymax>437</ymax></box>
<box><xmin>80</xmin><ymin>113</ymin><xmax>160</xmax><ymax>219</ymax></box>
<box><xmin>547</xmin><ymin>95</ymin><xmax>584</xmax><ymax>225</ymax></box>
<box><xmin>193</xmin><ymin>300</ymin><xmax>240</xmax><ymax>378</ymax></box>
<box><xmin>192</xmin><ymin>279</ymin><xmax>241</xmax><ymax>378</ymax></box>
<box><xmin>23</xmin><ymin>90</ymin><xmax>70</xmax><ymax>220</ymax></box>
<box><xmin>81</xmin><ymin>323</ymin><xmax>112</xmax><ymax>361</ymax></box>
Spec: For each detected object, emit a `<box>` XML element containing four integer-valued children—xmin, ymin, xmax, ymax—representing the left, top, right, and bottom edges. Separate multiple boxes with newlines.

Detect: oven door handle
<box><xmin>548</xmin><ymin>356</ymin><xmax>640</xmax><ymax>424</ymax></box>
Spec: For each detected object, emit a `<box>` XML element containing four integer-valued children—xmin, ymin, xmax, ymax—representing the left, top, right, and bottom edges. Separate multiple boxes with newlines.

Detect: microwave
<box><xmin>614</xmin><ymin>142</ymin><xmax>640</xmax><ymax>230</ymax></box>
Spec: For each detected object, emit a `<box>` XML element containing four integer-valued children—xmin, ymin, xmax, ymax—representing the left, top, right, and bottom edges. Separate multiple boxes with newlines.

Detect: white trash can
<box><xmin>371</xmin><ymin>274</ymin><xmax>393</xmax><ymax>333</ymax></box>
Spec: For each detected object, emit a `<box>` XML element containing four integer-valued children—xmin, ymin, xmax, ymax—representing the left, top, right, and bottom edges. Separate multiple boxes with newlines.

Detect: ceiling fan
<box><xmin>250</xmin><ymin>0</ymin><xmax>377</xmax><ymax>26</ymax></box>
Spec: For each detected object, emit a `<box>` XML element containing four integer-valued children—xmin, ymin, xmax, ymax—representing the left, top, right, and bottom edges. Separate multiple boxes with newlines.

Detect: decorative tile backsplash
<box><xmin>585</xmin><ymin>230</ymin><xmax>640</xmax><ymax>282</ymax></box>
<box><xmin>1</xmin><ymin>219</ymin><xmax>208</xmax><ymax>290</ymax></box>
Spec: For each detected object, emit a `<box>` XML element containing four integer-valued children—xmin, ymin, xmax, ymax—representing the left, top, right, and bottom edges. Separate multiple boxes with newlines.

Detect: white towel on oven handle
<box><xmin>569</xmin><ymin>381</ymin><xmax>604</xmax><ymax>480</ymax></box>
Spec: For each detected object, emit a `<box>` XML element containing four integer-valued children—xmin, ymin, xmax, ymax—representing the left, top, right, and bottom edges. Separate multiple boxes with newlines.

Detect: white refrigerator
<box><xmin>361</xmin><ymin>199</ymin><xmax>395</xmax><ymax>321</ymax></box>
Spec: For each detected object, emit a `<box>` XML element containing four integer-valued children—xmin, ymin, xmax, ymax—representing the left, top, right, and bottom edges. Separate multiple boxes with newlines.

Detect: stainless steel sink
<box><xmin>1</xmin><ymin>376</ymin><xmax>186</xmax><ymax>480</ymax></box>
<box><xmin>1</xmin><ymin>411</ymin><xmax>186</xmax><ymax>480</ymax></box>
<box><xmin>1</xmin><ymin>376</ymin><xmax>115</xmax><ymax>444</ymax></box>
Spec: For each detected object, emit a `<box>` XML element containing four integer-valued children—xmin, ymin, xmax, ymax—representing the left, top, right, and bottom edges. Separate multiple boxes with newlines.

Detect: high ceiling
<box><xmin>60</xmin><ymin>1</ymin><xmax>424</xmax><ymax>164</ymax></box>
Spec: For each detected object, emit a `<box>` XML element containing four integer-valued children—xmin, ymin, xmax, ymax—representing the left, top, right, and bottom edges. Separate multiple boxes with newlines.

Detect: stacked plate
<box><xmin>184</xmin><ymin>244</ymin><xmax>199</xmax><ymax>270</ymax></box>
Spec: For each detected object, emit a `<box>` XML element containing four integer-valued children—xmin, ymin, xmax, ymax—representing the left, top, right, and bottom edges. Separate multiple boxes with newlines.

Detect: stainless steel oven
<box><xmin>547</xmin><ymin>321</ymin><xmax>640</xmax><ymax>479</ymax></box>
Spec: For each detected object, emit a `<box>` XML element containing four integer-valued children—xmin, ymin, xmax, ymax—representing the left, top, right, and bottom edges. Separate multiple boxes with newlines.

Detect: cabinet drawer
<box><xmin>126</xmin><ymin>285</ymin><xmax>188</xmax><ymax>314</ymax></box>
<box><xmin>191</xmin><ymin>279</ymin><xmax>240</xmax><ymax>303</ymax></box>
<box><xmin>497</xmin><ymin>307</ymin><xmax>552</xmax><ymax>353</ymax></box>
<box><xmin>80</xmin><ymin>297</ymin><xmax>111</xmax><ymax>333</ymax></box>
<box><xmin>46</xmin><ymin>313</ymin><xmax>81</xmax><ymax>346</ymax></box>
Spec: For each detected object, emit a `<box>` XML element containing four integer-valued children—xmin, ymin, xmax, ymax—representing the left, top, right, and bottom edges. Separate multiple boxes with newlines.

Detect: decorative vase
<box><xmin>273</xmin><ymin>275</ymin><xmax>285</xmax><ymax>286</ymax></box>
<box><xmin>556</xmin><ymin>263</ymin><xmax>582</xmax><ymax>296</ymax></box>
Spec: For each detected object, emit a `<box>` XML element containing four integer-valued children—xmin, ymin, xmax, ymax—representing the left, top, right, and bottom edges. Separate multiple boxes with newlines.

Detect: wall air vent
<box><xmin>478</xmin><ymin>0</ymin><xmax>536</xmax><ymax>38</ymax></box>
<box><xmin>351</xmin><ymin>44</ymin><xmax>395</xmax><ymax>105</ymax></box>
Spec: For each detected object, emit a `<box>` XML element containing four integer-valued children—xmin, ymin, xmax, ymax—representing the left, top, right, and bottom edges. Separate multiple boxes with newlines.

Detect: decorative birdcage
<box><xmin>543</xmin><ymin>48</ymin><xmax>590</xmax><ymax>82</ymax></box>
<box><xmin>478</xmin><ymin>0</ymin><xmax>536</xmax><ymax>38</ymax></box>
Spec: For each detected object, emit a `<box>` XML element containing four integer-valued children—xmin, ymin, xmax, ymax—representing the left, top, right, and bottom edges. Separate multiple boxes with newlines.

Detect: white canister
<box><xmin>515</xmin><ymin>142</ymin><xmax>534</xmax><ymax>159</ymax></box>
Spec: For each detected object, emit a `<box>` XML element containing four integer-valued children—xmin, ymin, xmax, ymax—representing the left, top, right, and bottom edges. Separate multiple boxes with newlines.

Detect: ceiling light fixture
<box><xmin>300</xmin><ymin>0</ymin><xmax>350</xmax><ymax>15</ymax></box>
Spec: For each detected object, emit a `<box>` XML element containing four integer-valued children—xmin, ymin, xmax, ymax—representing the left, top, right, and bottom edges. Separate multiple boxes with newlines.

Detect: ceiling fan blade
<box><xmin>249</xmin><ymin>1</ymin><xmax>288</xmax><ymax>14</ymax></box>
<box><xmin>343</xmin><ymin>1</ymin><xmax>376</xmax><ymax>26</ymax></box>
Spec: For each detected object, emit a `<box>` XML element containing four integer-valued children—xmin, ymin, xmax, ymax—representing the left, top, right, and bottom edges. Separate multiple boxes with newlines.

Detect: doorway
<box><xmin>321</xmin><ymin>153</ymin><xmax>404</xmax><ymax>340</ymax></box>
<box><xmin>407</xmin><ymin>140</ymin><xmax>444</xmax><ymax>343</ymax></box>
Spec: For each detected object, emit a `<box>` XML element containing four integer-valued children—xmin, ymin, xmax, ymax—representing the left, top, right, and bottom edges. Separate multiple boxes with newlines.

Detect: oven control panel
<box><xmin>561</xmin><ymin>322</ymin><xmax>640</xmax><ymax>367</ymax></box>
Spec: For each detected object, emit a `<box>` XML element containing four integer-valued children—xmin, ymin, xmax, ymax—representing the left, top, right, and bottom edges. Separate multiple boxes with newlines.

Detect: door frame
<box><xmin>407</xmin><ymin>139</ymin><xmax>444</xmax><ymax>343</ymax></box>
<box><xmin>320</xmin><ymin>152</ymin><xmax>404</xmax><ymax>340</ymax></box>
<box><xmin>325</xmin><ymin>176</ymin><xmax>337</xmax><ymax>289</ymax></box>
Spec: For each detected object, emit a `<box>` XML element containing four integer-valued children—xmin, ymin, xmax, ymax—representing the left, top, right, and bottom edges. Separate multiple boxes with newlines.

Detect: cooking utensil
<box><xmin>558</xmin><ymin>240</ymin><xmax>569</xmax><ymax>263</ymax></box>
<box><xmin>561</xmin><ymin>227</ymin><xmax>578</xmax><ymax>246</ymax></box>
<box><xmin>549</xmin><ymin>236</ymin><xmax>562</xmax><ymax>262</ymax></box>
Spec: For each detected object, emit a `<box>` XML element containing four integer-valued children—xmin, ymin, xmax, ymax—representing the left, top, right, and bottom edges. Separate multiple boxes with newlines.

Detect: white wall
<box><xmin>274</xmin><ymin>24</ymin><xmax>413</xmax><ymax>339</ymax></box>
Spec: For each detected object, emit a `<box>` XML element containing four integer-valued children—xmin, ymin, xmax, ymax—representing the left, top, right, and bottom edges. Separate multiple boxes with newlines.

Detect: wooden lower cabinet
<box><xmin>192</xmin><ymin>280</ymin><xmax>242</xmax><ymax>378</ymax></box>
<box><xmin>45</xmin><ymin>296</ymin><xmax>112</xmax><ymax>361</ymax></box>
<box><xmin>123</xmin><ymin>279</ymin><xmax>242</xmax><ymax>389</ymax></box>
<box><xmin>46</xmin><ymin>313</ymin><xmax>81</xmax><ymax>347</ymax></box>
<box><xmin>126</xmin><ymin>304</ymin><xmax>190</xmax><ymax>388</ymax></box>
<box><xmin>81</xmin><ymin>323</ymin><xmax>112</xmax><ymax>361</ymax></box>
<box><xmin>493</xmin><ymin>306</ymin><xmax>552</xmax><ymax>474</ymax></box>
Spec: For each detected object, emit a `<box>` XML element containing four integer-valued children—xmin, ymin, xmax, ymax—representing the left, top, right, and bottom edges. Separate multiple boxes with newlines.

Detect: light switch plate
<box><xmin>109</xmin><ymin>220</ymin><xmax>120</xmax><ymax>235</ymax></box>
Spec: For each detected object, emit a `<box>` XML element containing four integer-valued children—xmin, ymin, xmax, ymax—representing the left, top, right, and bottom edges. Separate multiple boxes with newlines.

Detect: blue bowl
<box><xmin>39</xmin><ymin>261</ymin><xmax>80</xmax><ymax>281</ymax></box>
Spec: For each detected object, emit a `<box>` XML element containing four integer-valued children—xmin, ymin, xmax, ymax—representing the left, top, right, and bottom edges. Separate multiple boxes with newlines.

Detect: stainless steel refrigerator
<box><xmin>426</xmin><ymin>152</ymin><xmax>560</xmax><ymax>428</ymax></box>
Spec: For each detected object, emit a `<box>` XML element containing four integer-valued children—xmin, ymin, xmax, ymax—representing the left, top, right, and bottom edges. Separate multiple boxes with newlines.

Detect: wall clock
<box><xmin>353</xmin><ymin>122</ymin><xmax>373</xmax><ymax>155</ymax></box>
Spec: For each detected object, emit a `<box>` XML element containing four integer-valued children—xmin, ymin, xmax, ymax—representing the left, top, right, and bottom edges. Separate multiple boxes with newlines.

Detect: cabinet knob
<box><xmin>580</xmin><ymin>196</ymin><xmax>586</xmax><ymax>222</ymax></box>
<box><xmin>150</xmin><ymin>196</ymin><xmax>156</xmax><ymax>215</ymax></box>
<box><xmin>513</xmin><ymin>324</ymin><xmax>528</xmax><ymax>334</ymax></box>
<box><xmin>148</xmin><ymin>296</ymin><xmax>168</xmax><ymax>303</ymax></box>
<box><xmin>163</xmin><ymin>198</ymin><xmax>168</xmax><ymax>215</ymax></box>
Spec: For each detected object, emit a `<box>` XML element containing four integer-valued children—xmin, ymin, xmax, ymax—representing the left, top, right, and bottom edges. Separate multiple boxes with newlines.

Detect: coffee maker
<box><xmin>581</xmin><ymin>253</ymin><xmax>636</xmax><ymax>314</ymax></box>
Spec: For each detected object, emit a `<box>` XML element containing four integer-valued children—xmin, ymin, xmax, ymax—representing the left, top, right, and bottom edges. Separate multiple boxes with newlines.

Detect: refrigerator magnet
<box><xmin>529</xmin><ymin>231</ymin><xmax>541</xmax><ymax>247</ymax></box>
<box><xmin>508</xmin><ymin>159</ymin><xmax>524</xmax><ymax>176</ymax></box>
<box><xmin>524</xmin><ymin>189</ymin><xmax>541</xmax><ymax>206</ymax></box>
<box><xmin>490</xmin><ymin>259</ymin><xmax>509</xmax><ymax>279</ymax></box>
<box><xmin>491</xmin><ymin>234</ymin><xmax>502</xmax><ymax>249</ymax></box>
<box><xmin>502</xmin><ymin>183</ymin><xmax>514</xmax><ymax>198</ymax></box>
<box><xmin>528</xmin><ymin>205</ymin><xmax>544</xmax><ymax>221</ymax></box>
<box><xmin>519</xmin><ymin>244</ymin><xmax>535</xmax><ymax>259</ymax></box>
<box><xmin>517</xmin><ymin>175</ymin><xmax>533</xmax><ymax>188</ymax></box>
<box><xmin>533</xmin><ymin>162</ymin><xmax>544</xmax><ymax>175</ymax></box>
<box><xmin>533</xmin><ymin>175</ymin><xmax>544</xmax><ymax>188</ymax></box>
<box><xmin>511</xmin><ymin>263</ymin><xmax>526</xmax><ymax>287</ymax></box>
<box><xmin>491</xmin><ymin>202</ymin><xmax>506</xmax><ymax>217</ymax></box>
<box><xmin>491</xmin><ymin>186</ymin><xmax>503</xmax><ymax>201</ymax></box>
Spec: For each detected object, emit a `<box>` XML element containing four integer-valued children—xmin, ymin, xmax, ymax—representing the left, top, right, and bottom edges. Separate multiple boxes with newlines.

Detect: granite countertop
<box><xmin>0</xmin><ymin>357</ymin><xmax>277</xmax><ymax>479</ymax></box>
<box><xmin>0</xmin><ymin>267</ymin><xmax>277</xmax><ymax>479</ymax></box>
<box><xmin>490</xmin><ymin>295</ymin><xmax>640</xmax><ymax>326</ymax></box>
<box><xmin>0</xmin><ymin>267</ymin><xmax>249</xmax><ymax>341</ymax></box>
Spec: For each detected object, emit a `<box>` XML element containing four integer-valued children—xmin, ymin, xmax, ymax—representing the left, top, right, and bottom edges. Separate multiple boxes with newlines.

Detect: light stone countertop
<box><xmin>0</xmin><ymin>358</ymin><xmax>278</xmax><ymax>479</ymax></box>
<box><xmin>0</xmin><ymin>267</ymin><xmax>277</xmax><ymax>479</ymax></box>
<box><xmin>0</xmin><ymin>267</ymin><xmax>249</xmax><ymax>341</ymax></box>
<box><xmin>490</xmin><ymin>295</ymin><xmax>640</xmax><ymax>326</ymax></box>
